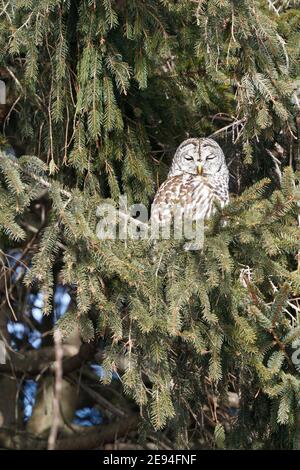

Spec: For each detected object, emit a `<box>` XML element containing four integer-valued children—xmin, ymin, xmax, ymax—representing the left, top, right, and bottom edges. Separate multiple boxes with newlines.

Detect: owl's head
<box><xmin>168</xmin><ymin>138</ymin><xmax>228</xmax><ymax>179</ymax></box>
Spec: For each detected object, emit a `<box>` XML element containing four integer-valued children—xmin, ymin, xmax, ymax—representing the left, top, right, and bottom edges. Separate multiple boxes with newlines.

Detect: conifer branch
<box><xmin>0</xmin><ymin>343</ymin><xmax>97</xmax><ymax>376</ymax></box>
<box><xmin>0</xmin><ymin>415</ymin><xmax>139</xmax><ymax>450</ymax></box>
<box><xmin>10</xmin><ymin>158</ymin><xmax>149</xmax><ymax>230</ymax></box>
<box><xmin>243</xmin><ymin>276</ymin><xmax>295</xmax><ymax>371</ymax></box>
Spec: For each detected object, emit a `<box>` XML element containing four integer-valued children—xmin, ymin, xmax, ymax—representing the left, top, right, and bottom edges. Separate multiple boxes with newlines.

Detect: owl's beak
<box><xmin>197</xmin><ymin>163</ymin><xmax>203</xmax><ymax>176</ymax></box>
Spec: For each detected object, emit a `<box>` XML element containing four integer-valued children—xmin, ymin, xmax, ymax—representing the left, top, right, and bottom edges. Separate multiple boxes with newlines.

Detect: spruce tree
<box><xmin>0</xmin><ymin>0</ymin><xmax>299</xmax><ymax>450</ymax></box>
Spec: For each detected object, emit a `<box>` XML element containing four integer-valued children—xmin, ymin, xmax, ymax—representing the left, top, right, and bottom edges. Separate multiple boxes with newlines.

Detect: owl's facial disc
<box><xmin>177</xmin><ymin>141</ymin><xmax>200</xmax><ymax>175</ymax></box>
<box><xmin>169</xmin><ymin>138</ymin><xmax>226</xmax><ymax>179</ymax></box>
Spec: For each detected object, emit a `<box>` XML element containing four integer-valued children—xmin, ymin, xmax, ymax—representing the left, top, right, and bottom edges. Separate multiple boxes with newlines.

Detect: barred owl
<box><xmin>151</xmin><ymin>138</ymin><xmax>229</xmax><ymax>249</ymax></box>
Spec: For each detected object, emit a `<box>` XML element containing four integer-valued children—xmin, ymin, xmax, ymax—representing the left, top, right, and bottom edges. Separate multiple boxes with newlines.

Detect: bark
<box><xmin>0</xmin><ymin>342</ymin><xmax>97</xmax><ymax>375</ymax></box>
<box><xmin>0</xmin><ymin>375</ymin><xmax>22</xmax><ymax>429</ymax></box>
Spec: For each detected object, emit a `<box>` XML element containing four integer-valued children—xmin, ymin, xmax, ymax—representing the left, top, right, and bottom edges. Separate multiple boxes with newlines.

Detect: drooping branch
<box><xmin>10</xmin><ymin>157</ymin><xmax>149</xmax><ymax>230</ymax></box>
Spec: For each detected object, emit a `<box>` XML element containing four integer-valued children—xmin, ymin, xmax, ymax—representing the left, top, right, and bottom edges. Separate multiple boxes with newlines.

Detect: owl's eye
<box><xmin>206</xmin><ymin>153</ymin><xmax>215</xmax><ymax>160</ymax></box>
<box><xmin>185</xmin><ymin>156</ymin><xmax>193</xmax><ymax>161</ymax></box>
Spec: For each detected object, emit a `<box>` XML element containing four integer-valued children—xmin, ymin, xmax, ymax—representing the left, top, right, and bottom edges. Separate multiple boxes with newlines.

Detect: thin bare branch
<box><xmin>48</xmin><ymin>329</ymin><xmax>63</xmax><ymax>450</ymax></box>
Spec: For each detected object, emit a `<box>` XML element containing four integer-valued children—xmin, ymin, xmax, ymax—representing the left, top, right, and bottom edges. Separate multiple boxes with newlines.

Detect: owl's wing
<box><xmin>151</xmin><ymin>176</ymin><xmax>183</xmax><ymax>225</ymax></box>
